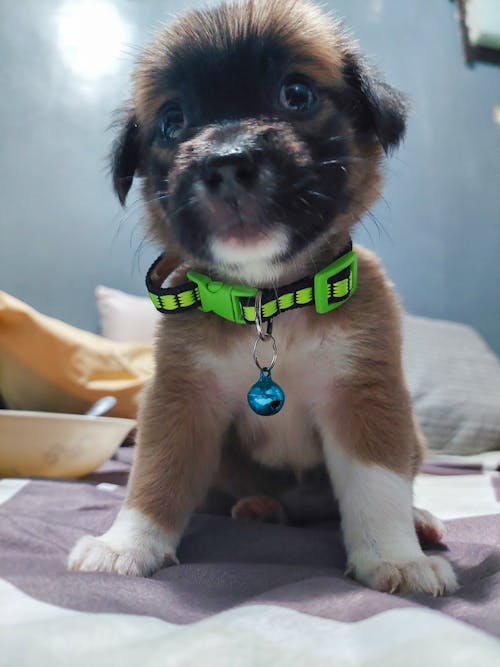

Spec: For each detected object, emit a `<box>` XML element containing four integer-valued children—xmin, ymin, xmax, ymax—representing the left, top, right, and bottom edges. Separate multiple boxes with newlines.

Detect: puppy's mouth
<box><xmin>202</xmin><ymin>190</ymin><xmax>270</xmax><ymax>244</ymax></box>
<box><xmin>195</xmin><ymin>183</ymin><xmax>291</xmax><ymax>270</ymax></box>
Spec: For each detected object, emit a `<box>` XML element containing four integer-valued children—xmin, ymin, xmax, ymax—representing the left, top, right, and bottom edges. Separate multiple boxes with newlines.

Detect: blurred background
<box><xmin>0</xmin><ymin>0</ymin><xmax>499</xmax><ymax>352</ymax></box>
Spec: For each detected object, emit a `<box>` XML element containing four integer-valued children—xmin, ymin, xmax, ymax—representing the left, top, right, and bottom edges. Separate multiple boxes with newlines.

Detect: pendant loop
<box><xmin>252</xmin><ymin>334</ymin><xmax>278</xmax><ymax>371</ymax></box>
<box><xmin>254</xmin><ymin>291</ymin><xmax>273</xmax><ymax>340</ymax></box>
<box><xmin>250</xmin><ymin>292</ymin><xmax>282</xmax><ymax>414</ymax></box>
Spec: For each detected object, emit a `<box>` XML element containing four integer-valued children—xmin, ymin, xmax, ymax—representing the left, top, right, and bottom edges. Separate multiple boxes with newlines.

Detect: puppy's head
<box><xmin>113</xmin><ymin>0</ymin><xmax>407</xmax><ymax>283</ymax></box>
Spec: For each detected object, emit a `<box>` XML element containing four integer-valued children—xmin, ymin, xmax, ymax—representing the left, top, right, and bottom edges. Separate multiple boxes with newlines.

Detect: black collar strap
<box><xmin>146</xmin><ymin>242</ymin><xmax>357</xmax><ymax>324</ymax></box>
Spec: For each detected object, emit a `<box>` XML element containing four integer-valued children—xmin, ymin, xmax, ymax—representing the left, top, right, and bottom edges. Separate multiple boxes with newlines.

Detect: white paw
<box><xmin>67</xmin><ymin>507</ymin><xmax>179</xmax><ymax>576</ymax></box>
<box><xmin>67</xmin><ymin>534</ymin><xmax>177</xmax><ymax>576</ymax></box>
<box><xmin>348</xmin><ymin>552</ymin><xmax>458</xmax><ymax>596</ymax></box>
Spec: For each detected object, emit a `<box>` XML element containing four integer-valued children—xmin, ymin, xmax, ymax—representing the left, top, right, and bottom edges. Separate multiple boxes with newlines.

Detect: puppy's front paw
<box><xmin>68</xmin><ymin>534</ymin><xmax>177</xmax><ymax>576</ymax></box>
<box><xmin>67</xmin><ymin>507</ymin><xmax>179</xmax><ymax>576</ymax></box>
<box><xmin>348</xmin><ymin>553</ymin><xmax>458</xmax><ymax>596</ymax></box>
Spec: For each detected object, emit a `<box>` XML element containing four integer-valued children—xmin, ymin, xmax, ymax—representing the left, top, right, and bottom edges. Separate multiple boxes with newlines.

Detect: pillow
<box><xmin>95</xmin><ymin>285</ymin><xmax>161</xmax><ymax>343</ymax></box>
<box><xmin>0</xmin><ymin>291</ymin><xmax>153</xmax><ymax>418</ymax></box>
<box><xmin>403</xmin><ymin>314</ymin><xmax>500</xmax><ymax>455</ymax></box>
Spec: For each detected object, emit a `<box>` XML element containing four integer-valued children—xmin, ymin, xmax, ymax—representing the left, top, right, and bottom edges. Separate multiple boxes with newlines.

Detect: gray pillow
<box><xmin>403</xmin><ymin>314</ymin><xmax>500</xmax><ymax>454</ymax></box>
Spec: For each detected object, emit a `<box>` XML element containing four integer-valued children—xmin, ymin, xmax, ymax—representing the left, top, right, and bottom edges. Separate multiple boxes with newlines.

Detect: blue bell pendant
<box><xmin>247</xmin><ymin>368</ymin><xmax>285</xmax><ymax>416</ymax></box>
<box><xmin>249</xmin><ymin>305</ymin><xmax>285</xmax><ymax>416</ymax></box>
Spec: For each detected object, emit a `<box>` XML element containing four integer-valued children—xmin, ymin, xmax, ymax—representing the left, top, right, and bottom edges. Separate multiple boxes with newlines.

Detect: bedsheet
<box><xmin>1</xmin><ymin>448</ymin><xmax>499</xmax><ymax>666</ymax></box>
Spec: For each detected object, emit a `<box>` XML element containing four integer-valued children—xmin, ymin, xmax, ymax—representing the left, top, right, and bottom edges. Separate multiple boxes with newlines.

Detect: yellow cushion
<box><xmin>0</xmin><ymin>292</ymin><xmax>153</xmax><ymax>418</ymax></box>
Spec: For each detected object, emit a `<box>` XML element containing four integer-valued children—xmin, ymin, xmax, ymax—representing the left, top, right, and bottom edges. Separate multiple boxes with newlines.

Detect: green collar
<box><xmin>146</xmin><ymin>242</ymin><xmax>357</xmax><ymax>324</ymax></box>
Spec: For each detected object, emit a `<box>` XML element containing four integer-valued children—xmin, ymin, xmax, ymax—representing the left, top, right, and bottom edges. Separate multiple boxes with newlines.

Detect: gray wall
<box><xmin>1</xmin><ymin>0</ymin><xmax>499</xmax><ymax>352</ymax></box>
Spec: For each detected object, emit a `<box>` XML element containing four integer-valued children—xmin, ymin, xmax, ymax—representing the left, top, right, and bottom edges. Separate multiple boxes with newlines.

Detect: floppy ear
<box><xmin>110</xmin><ymin>112</ymin><xmax>141</xmax><ymax>205</ymax></box>
<box><xmin>343</xmin><ymin>56</ymin><xmax>408</xmax><ymax>153</ymax></box>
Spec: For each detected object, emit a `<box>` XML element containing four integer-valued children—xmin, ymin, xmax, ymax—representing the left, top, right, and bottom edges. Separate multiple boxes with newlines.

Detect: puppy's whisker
<box><xmin>305</xmin><ymin>189</ymin><xmax>332</xmax><ymax>201</ymax></box>
<box><xmin>316</xmin><ymin>156</ymin><xmax>366</xmax><ymax>166</ymax></box>
<box><xmin>110</xmin><ymin>202</ymin><xmax>151</xmax><ymax>268</ymax></box>
<box><xmin>379</xmin><ymin>194</ymin><xmax>391</xmax><ymax>211</ymax></box>
<box><xmin>286</xmin><ymin>225</ymin><xmax>319</xmax><ymax>274</ymax></box>
<box><xmin>307</xmin><ymin>248</ymin><xmax>319</xmax><ymax>275</ymax></box>
<box><xmin>168</xmin><ymin>198</ymin><xmax>196</xmax><ymax>218</ymax></box>
<box><xmin>366</xmin><ymin>210</ymin><xmax>392</xmax><ymax>242</ymax></box>
<box><xmin>131</xmin><ymin>234</ymin><xmax>156</xmax><ymax>274</ymax></box>
<box><xmin>350</xmin><ymin>192</ymin><xmax>392</xmax><ymax>243</ymax></box>
<box><xmin>113</xmin><ymin>199</ymin><xmax>146</xmax><ymax>231</ymax></box>
<box><xmin>298</xmin><ymin>195</ymin><xmax>313</xmax><ymax>209</ymax></box>
<box><xmin>285</xmin><ymin>174</ymin><xmax>317</xmax><ymax>194</ymax></box>
<box><xmin>319</xmin><ymin>231</ymin><xmax>337</xmax><ymax>255</ymax></box>
<box><xmin>359</xmin><ymin>218</ymin><xmax>375</xmax><ymax>246</ymax></box>
<box><xmin>316</xmin><ymin>160</ymin><xmax>348</xmax><ymax>174</ymax></box>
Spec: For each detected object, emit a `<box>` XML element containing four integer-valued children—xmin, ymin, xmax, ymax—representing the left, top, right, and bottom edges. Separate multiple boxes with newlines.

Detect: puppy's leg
<box><xmin>316</xmin><ymin>382</ymin><xmax>458</xmax><ymax>596</ymax></box>
<box><xmin>68</xmin><ymin>371</ymin><xmax>227</xmax><ymax>576</ymax></box>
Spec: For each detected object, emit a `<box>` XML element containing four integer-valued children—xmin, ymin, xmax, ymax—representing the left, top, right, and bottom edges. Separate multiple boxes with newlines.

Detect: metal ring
<box><xmin>253</xmin><ymin>334</ymin><xmax>278</xmax><ymax>371</ymax></box>
<box><xmin>254</xmin><ymin>290</ymin><xmax>269</xmax><ymax>340</ymax></box>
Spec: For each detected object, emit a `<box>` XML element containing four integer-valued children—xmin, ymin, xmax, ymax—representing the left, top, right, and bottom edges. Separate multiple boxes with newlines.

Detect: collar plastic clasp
<box><xmin>187</xmin><ymin>271</ymin><xmax>257</xmax><ymax>324</ymax></box>
<box><xmin>313</xmin><ymin>250</ymin><xmax>358</xmax><ymax>314</ymax></box>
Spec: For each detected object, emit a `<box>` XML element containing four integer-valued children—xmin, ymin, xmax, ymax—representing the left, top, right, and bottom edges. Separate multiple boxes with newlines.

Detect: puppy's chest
<box><xmin>199</xmin><ymin>314</ymin><xmax>355</xmax><ymax>470</ymax></box>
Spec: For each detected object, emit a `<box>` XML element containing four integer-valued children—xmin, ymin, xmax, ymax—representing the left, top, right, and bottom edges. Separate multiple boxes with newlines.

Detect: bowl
<box><xmin>0</xmin><ymin>410</ymin><xmax>136</xmax><ymax>478</ymax></box>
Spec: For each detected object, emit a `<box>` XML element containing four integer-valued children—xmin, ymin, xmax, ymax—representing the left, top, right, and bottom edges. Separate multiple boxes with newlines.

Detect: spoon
<box><xmin>85</xmin><ymin>396</ymin><xmax>117</xmax><ymax>418</ymax></box>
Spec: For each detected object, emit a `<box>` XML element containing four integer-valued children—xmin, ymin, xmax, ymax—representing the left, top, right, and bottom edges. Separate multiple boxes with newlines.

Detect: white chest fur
<box><xmin>196</xmin><ymin>311</ymin><xmax>357</xmax><ymax>472</ymax></box>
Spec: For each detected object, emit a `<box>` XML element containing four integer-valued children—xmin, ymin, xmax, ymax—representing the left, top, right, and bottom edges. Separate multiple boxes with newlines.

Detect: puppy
<box><xmin>69</xmin><ymin>0</ymin><xmax>458</xmax><ymax>595</ymax></box>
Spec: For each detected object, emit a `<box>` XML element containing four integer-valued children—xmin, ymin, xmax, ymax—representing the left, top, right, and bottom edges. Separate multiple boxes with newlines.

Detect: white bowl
<box><xmin>0</xmin><ymin>410</ymin><xmax>136</xmax><ymax>478</ymax></box>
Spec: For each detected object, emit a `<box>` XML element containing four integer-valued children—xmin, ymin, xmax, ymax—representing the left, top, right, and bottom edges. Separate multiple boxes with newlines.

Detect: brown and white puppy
<box><xmin>68</xmin><ymin>0</ymin><xmax>458</xmax><ymax>595</ymax></box>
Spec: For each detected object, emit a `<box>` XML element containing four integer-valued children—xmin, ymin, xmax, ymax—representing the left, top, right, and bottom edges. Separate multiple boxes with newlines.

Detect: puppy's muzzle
<box><xmin>167</xmin><ymin>120</ymin><xmax>313</xmax><ymax>262</ymax></box>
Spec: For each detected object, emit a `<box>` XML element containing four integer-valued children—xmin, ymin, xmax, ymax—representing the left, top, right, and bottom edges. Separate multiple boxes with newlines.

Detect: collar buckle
<box><xmin>187</xmin><ymin>271</ymin><xmax>257</xmax><ymax>324</ymax></box>
<box><xmin>313</xmin><ymin>250</ymin><xmax>358</xmax><ymax>314</ymax></box>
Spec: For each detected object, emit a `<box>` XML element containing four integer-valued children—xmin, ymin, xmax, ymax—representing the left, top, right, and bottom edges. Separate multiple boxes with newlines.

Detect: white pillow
<box><xmin>96</xmin><ymin>285</ymin><xmax>500</xmax><ymax>455</ymax></box>
<box><xmin>95</xmin><ymin>285</ymin><xmax>161</xmax><ymax>343</ymax></box>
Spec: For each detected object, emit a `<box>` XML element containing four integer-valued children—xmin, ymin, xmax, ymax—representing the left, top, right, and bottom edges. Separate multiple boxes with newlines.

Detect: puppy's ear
<box><xmin>111</xmin><ymin>112</ymin><xmax>141</xmax><ymax>205</ymax></box>
<box><xmin>343</xmin><ymin>56</ymin><xmax>408</xmax><ymax>153</ymax></box>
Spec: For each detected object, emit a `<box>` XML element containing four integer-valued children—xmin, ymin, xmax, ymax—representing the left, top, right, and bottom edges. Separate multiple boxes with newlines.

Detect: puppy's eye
<box><xmin>158</xmin><ymin>104</ymin><xmax>184</xmax><ymax>141</ymax></box>
<box><xmin>279</xmin><ymin>79</ymin><xmax>318</xmax><ymax>114</ymax></box>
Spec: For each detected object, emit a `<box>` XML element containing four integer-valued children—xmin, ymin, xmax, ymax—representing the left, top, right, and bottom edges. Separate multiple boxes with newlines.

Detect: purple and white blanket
<box><xmin>1</xmin><ymin>448</ymin><xmax>499</xmax><ymax>666</ymax></box>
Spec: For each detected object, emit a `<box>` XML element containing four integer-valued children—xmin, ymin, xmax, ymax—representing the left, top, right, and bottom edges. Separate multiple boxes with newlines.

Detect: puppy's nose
<box><xmin>202</xmin><ymin>151</ymin><xmax>257</xmax><ymax>193</ymax></box>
